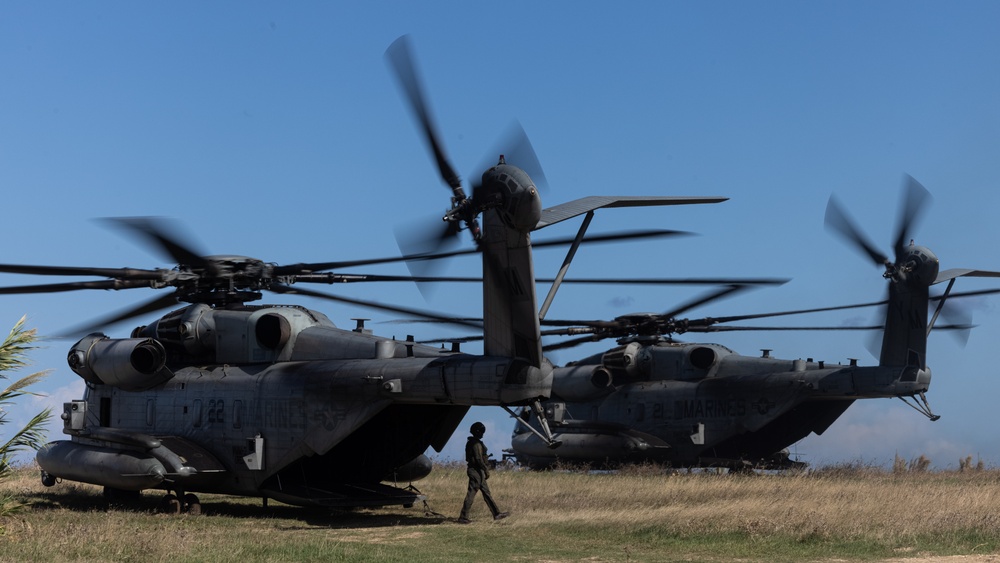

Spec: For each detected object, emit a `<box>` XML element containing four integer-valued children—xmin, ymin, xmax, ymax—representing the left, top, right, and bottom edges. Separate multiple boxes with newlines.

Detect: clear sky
<box><xmin>2</xmin><ymin>2</ymin><xmax>999</xmax><ymax>470</ymax></box>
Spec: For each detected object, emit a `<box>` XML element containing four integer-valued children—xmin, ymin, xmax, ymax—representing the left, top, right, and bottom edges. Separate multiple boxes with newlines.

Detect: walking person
<box><xmin>458</xmin><ymin>422</ymin><xmax>509</xmax><ymax>523</ymax></box>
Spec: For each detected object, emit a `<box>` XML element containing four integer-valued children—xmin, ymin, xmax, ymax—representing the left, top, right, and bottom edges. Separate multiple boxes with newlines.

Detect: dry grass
<box><xmin>2</xmin><ymin>461</ymin><xmax>1000</xmax><ymax>561</ymax></box>
<box><xmin>504</xmin><ymin>467</ymin><xmax>1000</xmax><ymax>541</ymax></box>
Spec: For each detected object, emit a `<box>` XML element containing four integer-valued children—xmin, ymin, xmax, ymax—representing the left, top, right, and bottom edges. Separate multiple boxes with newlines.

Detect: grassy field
<box><xmin>2</xmin><ymin>462</ymin><xmax>1000</xmax><ymax>562</ymax></box>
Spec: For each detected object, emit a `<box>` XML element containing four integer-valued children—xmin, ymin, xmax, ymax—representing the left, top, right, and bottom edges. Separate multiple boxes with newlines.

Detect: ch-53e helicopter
<box><xmin>504</xmin><ymin>176</ymin><xmax>1000</xmax><ymax>471</ymax></box>
<box><xmin>0</xmin><ymin>36</ymin><xmax>732</xmax><ymax>513</ymax></box>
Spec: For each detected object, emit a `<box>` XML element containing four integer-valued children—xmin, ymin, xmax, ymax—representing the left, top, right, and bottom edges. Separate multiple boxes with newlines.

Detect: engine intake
<box><xmin>68</xmin><ymin>334</ymin><xmax>173</xmax><ymax>391</ymax></box>
<box><xmin>551</xmin><ymin>364</ymin><xmax>615</xmax><ymax>402</ymax></box>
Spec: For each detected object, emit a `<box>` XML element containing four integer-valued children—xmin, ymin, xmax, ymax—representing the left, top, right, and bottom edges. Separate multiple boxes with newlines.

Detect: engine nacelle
<box><xmin>551</xmin><ymin>364</ymin><xmax>614</xmax><ymax>402</ymax></box>
<box><xmin>68</xmin><ymin>334</ymin><xmax>173</xmax><ymax>391</ymax></box>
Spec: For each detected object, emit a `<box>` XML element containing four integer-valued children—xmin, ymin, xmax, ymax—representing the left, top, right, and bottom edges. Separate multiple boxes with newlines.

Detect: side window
<box><xmin>233</xmin><ymin>400</ymin><xmax>243</xmax><ymax>429</ymax></box>
<box><xmin>193</xmin><ymin>399</ymin><xmax>202</xmax><ymax>428</ymax></box>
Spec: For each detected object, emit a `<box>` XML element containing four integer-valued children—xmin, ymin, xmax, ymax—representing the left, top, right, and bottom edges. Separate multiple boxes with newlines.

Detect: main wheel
<box><xmin>158</xmin><ymin>494</ymin><xmax>182</xmax><ymax>514</ymax></box>
<box><xmin>183</xmin><ymin>493</ymin><xmax>201</xmax><ymax>515</ymax></box>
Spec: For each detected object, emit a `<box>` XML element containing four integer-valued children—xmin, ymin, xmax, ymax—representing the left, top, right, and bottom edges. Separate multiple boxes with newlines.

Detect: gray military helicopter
<box><xmin>505</xmin><ymin>176</ymin><xmax>1000</xmax><ymax>471</ymax></box>
<box><xmin>0</xmin><ymin>36</ymin><xmax>730</xmax><ymax>513</ymax></box>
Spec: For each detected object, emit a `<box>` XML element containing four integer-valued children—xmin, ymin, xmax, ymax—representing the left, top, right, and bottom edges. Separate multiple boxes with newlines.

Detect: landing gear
<box><xmin>184</xmin><ymin>493</ymin><xmax>202</xmax><ymax>515</ymax></box>
<box><xmin>900</xmin><ymin>391</ymin><xmax>940</xmax><ymax>421</ymax></box>
<box><xmin>157</xmin><ymin>491</ymin><xmax>201</xmax><ymax>515</ymax></box>
<box><xmin>158</xmin><ymin>493</ymin><xmax>182</xmax><ymax>514</ymax></box>
<box><xmin>502</xmin><ymin>401</ymin><xmax>563</xmax><ymax>450</ymax></box>
<box><xmin>40</xmin><ymin>470</ymin><xmax>56</xmax><ymax>487</ymax></box>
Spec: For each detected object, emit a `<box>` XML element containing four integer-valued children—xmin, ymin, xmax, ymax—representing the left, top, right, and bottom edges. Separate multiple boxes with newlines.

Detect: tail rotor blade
<box><xmin>385</xmin><ymin>35</ymin><xmax>463</xmax><ymax>192</ymax></box>
<box><xmin>476</xmin><ymin>120</ymin><xmax>548</xmax><ymax>191</ymax></box>
<box><xmin>892</xmin><ymin>174</ymin><xmax>932</xmax><ymax>261</ymax></box>
<box><xmin>824</xmin><ymin>196</ymin><xmax>888</xmax><ymax>266</ymax></box>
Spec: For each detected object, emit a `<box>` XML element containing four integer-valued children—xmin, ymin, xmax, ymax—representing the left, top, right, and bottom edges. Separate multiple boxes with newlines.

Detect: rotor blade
<box><xmin>475</xmin><ymin>120</ymin><xmax>548</xmax><ymax>192</ymax></box>
<box><xmin>268</xmin><ymin>283</ymin><xmax>483</xmax><ymax>330</ymax></box>
<box><xmin>689</xmin><ymin>325</ymin><xmax>886</xmax><ymax>332</ymax></box>
<box><xmin>892</xmin><ymin>174</ymin><xmax>932</xmax><ymax>262</ymax></box>
<box><xmin>0</xmin><ymin>279</ymin><xmax>153</xmax><ymax>295</ymax></box>
<box><xmin>0</xmin><ymin>263</ymin><xmax>164</xmax><ymax>279</ymax></box>
<box><xmin>824</xmin><ymin>195</ymin><xmax>888</xmax><ymax>266</ymax></box>
<box><xmin>417</xmin><ymin>334</ymin><xmax>485</xmax><ymax>345</ymax></box>
<box><xmin>688</xmin><ymin>323</ymin><xmax>972</xmax><ymax>333</ymax></box>
<box><xmin>385</xmin><ymin>35</ymin><xmax>462</xmax><ymax>192</ymax></box>
<box><xmin>394</xmin><ymin>216</ymin><xmax>462</xmax><ymax>259</ymax></box>
<box><xmin>392</xmin><ymin>217</ymin><xmax>464</xmax><ymax>299</ymax></box>
<box><xmin>685</xmin><ymin>287</ymin><xmax>999</xmax><ymax>327</ymax></box>
<box><xmin>535</xmin><ymin>229</ymin><xmax>692</xmax><ymax>250</ymax></box>
<box><xmin>273</xmin><ymin>229</ymin><xmax>689</xmax><ymax>275</ymax></box>
<box><xmin>102</xmin><ymin>217</ymin><xmax>210</xmax><ymax>269</ymax></box>
<box><xmin>932</xmin><ymin>287</ymin><xmax>1000</xmax><ymax>301</ymax></box>
<box><xmin>542</xmin><ymin>334</ymin><xmax>604</xmax><ymax>352</ymax></box>
<box><xmin>936</xmin><ymin>297</ymin><xmax>973</xmax><ymax>347</ymax></box>
<box><xmin>57</xmin><ymin>292</ymin><xmax>181</xmax><ymax>337</ymax></box>
<box><xmin>539</xmin><ymin>276</ymin><xmax>789</xmax><ymax>286</ymax></box>
<box><xmin>699</xmin><ymin>299</ymin><xmax>890</xmax><ymax>326</ymax></box>
<box><xmin>660</xmin><ymin>284</ymin><xmax>754</xmax><ymax>320</ymax></box>
<box><xmin>290</xmin><ymin>273</ymin><xmax>789</xmax><ymax>287</ymax></box>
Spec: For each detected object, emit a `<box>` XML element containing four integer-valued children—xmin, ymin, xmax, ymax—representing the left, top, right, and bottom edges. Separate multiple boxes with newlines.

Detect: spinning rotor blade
<box><xmin>273</xmin><ymin>229</ymin><xmax>689</xmax><ymax>275</ymax></box>
<box><xmin>474</xmin><ymin>121</ymin><xmax>548</xmax><ymax>192</ymax></box>
<box><xmin>385</xmin><ymin>35</ymin><xmax>462</xmax><ymax>193</ymax></box>
<box><xmin>0</xmin><ymin>279</ymin><xmax>153</xmax><ymax>295</ymax></box>
<box><xmin>540</xmin><ymin>276</ymin><xmax>789</xmax><ymax>286</ymax></box>
<box><xmin>102</xmin><ymin>217</ymin><xmax>210</xmax><ymax>269</ymax></box>
<box><xmin>693</xmin><ymin>299</ymin><xmax>889</xmax><ymax>326</ymax></box>
<box><xmin>292</xmin><ymin>273</ymin><xmax>790</xmax><ymax>287</ymax></box>
<box><xmin>542</xmin><ymin>334</ymin><xmax>604</xmax><ymax>352</ymax></box>
<box><xmin>892</xmin><ymin>175</ymin><xmax>932</xmax><ymax>262</ymax></box>
<box><xmin>268</xmin><ymin>283</ymin><xmax>483</xmax><ymax>330</ymax></box>
<box><xmin>659</xmin><ymin>284</ymin><xmax>754</xmax><ymax>321</ymax></box>
<box><xmin>824</xmin><ymin>196</ymin><xmax>888</xmax><ymax>266</ymax></box>
<box><xmin>0</xmin><ymin>263</ymin><xmax>164</xmax><ymax>279</ymax></box>
<box><xmin>58</xmin><ymin>292</ymin><xmax>182</xmax><ymax>337</ymax></box>
<box><xmin>825</xmin><ymin>174</ymin><xmax>933</xmax><ymax>269</ymax></box>
<box><xmin>394</xmin><ymin>218</ymin><xmax>463</xmax><ymax>260</ymax></box>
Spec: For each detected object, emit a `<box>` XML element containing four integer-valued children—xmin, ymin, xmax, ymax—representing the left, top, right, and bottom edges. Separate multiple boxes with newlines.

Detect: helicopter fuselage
<box><xmin>40</xmin><ymin>303</ymin><xmax>552</xmax><ymax>507</ymax></box>
<box><xmin>510</xmin><ymin>341</ymin><xmax>930</xmax><ymax>469</ymax></box>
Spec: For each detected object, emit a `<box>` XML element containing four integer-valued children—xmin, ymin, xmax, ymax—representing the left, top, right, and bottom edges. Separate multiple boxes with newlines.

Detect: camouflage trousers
<box><xmin>460</xmin><ymin>467</ymin><xmax>500</xmax><ymax>519</ymax></box>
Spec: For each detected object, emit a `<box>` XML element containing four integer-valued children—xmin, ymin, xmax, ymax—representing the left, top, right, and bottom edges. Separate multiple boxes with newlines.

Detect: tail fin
<box><xmin>481</xmin><ymin>208</ymin><xmax>543</xmax><ymax>367</ymax></box>
<box><xmin>477</xmin><ymin>158</ymin><xmax>544</xmax><ymax>368</ymax></box>
<box><xmin>879</xmin><ymin>278</ymin><xmax>930</xmax><ymax>369</ymax></box>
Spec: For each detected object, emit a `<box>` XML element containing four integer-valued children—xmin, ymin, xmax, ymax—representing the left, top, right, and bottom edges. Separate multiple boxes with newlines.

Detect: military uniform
<box><xmin>458</xmin><ymin>422</ymin><xmax>509</xmax><ymax>523</ymax></box>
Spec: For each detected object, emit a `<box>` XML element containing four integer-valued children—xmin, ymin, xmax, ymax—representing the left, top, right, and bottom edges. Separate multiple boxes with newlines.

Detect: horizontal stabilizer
<box><xmin>935</xmin><ymin>268</ymin><xmax>1000</xmax><ymax>284</ymax></box>
<box><xmin>534</xmin><ymin>196</ymin><xmax>727</xmax><ymax>231</ymax></box>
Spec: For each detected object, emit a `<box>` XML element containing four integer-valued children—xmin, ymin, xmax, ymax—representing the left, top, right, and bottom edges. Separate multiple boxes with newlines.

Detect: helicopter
<box><xmin>503</xmin><ymin>176</ymin><xmax>1000</xmax><ymax>471</ymax></box>
<box><xmin>4</xmin><ymin>36</ymin><xmax>732</xmax><ymax>513</ymax></box>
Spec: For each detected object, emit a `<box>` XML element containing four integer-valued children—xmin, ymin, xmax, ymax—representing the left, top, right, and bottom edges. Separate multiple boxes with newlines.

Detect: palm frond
<box><xmin>0</xmin><ymin>370</ymin><xmax>51</xmax><ymax>403</ymax></box>
<box><xmin>0</xmin><ymin>316</ymin><xmax>39</xmax><ymax>377</ymax></box>
<box><xmin>0</xmin><ymin>408</ymin><xmax>52</xmax><ymax>456</ymax></box>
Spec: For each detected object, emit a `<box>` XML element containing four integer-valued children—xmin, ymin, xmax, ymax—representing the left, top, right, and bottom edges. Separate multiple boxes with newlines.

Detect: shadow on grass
<box><xmin>24</xmin><ymin>487</ymin><xmax>449</xmax><ymax>529</ymax></box>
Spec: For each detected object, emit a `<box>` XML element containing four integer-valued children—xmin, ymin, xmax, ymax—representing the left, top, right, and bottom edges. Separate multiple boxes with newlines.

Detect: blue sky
<box><xmin>2</xmin><ymin>2</ymin><xmax>1000</xmax><ymax>469</ymax></box>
